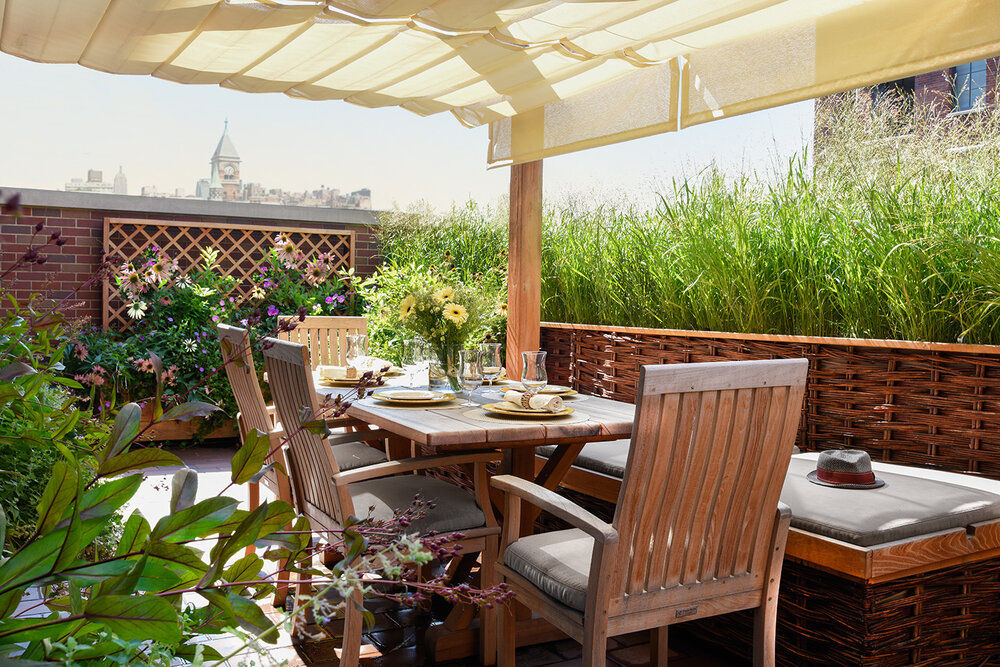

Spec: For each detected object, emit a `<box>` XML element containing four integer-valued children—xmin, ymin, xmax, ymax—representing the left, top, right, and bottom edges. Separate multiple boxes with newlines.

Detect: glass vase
<box><xmin>429</xmin><ymin>344</ymin><xmax>462</xmax><ymax>392</ymax></box>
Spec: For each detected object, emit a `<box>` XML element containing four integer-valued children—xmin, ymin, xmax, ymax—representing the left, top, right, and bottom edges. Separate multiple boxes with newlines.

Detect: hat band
<box><xmin>816</xmin><ymin>468</ymin><xmax>876</xmax><ymax>486</ymax></box>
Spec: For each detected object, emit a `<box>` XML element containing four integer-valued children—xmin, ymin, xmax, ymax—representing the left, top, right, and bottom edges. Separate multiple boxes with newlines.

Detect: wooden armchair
<box><xmin>277</xmin><ymin>315</ymin><xmax>367</xmax><ymax>368</ymax></box>
<box><xmin>262</xmin><ymin>337</ymin><xmax>502</xmax><ymax>665</ymax></box>
<box><xmin>493</xmin><ymin>359</ymin><xmax>808</xmax><ymax>667</ymax></box>
<box><xmin>217</xmin><ymin>324</ymin><xmax>290</xmax><ymax>508</ymax></box>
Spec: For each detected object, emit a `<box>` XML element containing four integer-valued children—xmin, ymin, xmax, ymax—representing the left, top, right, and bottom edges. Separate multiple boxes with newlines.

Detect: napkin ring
<box><xmin>520</xmin><ymin>393</ymin><xmax>532</xmax><ymax>408</ymax></box>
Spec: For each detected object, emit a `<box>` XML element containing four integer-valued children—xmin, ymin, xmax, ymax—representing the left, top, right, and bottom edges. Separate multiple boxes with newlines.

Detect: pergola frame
<box><xmin>505</xmin><ymin>160</ymin><xmax>543</xmax><ymax>378</ymax></box>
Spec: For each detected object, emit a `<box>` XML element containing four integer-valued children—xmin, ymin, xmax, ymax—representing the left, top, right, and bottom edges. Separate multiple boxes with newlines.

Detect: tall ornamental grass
<box><xmin>377</xmin><ymin>92</ymin><xmax>1000</xmax><ymax>345</ymax></box>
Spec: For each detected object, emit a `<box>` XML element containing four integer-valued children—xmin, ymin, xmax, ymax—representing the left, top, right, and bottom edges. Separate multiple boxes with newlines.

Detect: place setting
<box><xmin>315</xmin><ymin>333</ymin><xmax>405</xmax><ymax>387</ymax></box>
<box><xmin>465</xmin><ymin>350</ymin><xmax>588</xmax><ymax>424</ymax></box>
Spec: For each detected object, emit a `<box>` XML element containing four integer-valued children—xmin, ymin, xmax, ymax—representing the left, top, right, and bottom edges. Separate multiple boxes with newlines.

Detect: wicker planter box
<box><xmin>538</xmin><ymin>322</ymin><xmax>1000</xmax><ymax>664</ymax></box>
<box><xmin>683</xmin><ymin>557</ymin><xmax>1000</xmax><ymax>666</ymax></box>
<box><xmin>541</xmin><ymin>322</ymin><xmax>1000</xmax><ymax>481</ymax></box>
<box><xmin>138</xmin><ymin>405</ymin><xmax>236</xmax><ymax>442</ymax></box>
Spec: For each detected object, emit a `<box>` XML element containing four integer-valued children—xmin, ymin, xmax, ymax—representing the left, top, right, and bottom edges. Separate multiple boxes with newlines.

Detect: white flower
<box><xmin>182</xmin><ymin>338</ymin><xmax>197</xmax><ymax>352</ymax></box>
<box><xmin>127</xmin><ymin>301</ymin><xmax>148</xmax><ymax>320</ymax></box>
<box><xmin>312</xmin><ymin>303</ymin><xmax>323</xmax><ymax>314</ymax></box>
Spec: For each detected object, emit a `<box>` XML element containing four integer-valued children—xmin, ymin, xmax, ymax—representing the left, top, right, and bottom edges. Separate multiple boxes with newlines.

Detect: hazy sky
<box><xmin>0</xmin><ymin>52</ymin><xmax>814</xmax><ymax>211</ymax></box>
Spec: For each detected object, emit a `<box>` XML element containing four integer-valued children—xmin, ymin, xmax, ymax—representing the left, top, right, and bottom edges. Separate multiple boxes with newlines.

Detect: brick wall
<box><xmin>0</xmin><ymin>188</ymin><xmax>381</xmax><ymax>325</ymax></box>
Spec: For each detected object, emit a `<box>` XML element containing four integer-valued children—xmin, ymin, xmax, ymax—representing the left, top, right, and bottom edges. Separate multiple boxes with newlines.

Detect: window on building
<box><xmin>954</xmin><ymin>60</ymin><xmax>988</xmax><ymax>111</ymax></box>
<box><xmin>871</xmin><ymin>77</ymin><xmax>915</xmax><ymax>113</ymax></box>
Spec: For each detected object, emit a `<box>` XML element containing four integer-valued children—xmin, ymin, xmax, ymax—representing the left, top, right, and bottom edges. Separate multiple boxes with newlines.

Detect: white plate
<box><xmin>377</xmin><ymin>389</ymin><xmax>438</xmax><ymax>401</ymax></box>
<box><xmin>507</xmin><ymin>383</ymin><xmax>577</xmax><ymax>396</ymax></box>
<box><xmin>482</xmin><ymin>402</ymin><xmax>574</xmax><ymax>418</ymax></box>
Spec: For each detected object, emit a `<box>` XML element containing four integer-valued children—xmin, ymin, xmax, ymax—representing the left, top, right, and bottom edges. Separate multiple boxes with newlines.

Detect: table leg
<box><xmin>386</xmin><ymin>434</ymin><xmax>413</xmax><ymax>461</ymax></box>
<box><xmin>522</xmin><ymin>442</ymin><xmax>585</xmax><ymax>529</ymax></box>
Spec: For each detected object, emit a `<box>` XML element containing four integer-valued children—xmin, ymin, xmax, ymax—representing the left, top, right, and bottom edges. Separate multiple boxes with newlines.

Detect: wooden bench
<box><xmin>536</xmin><ymin>447</ymin><xmax>1000</xmax><ymax>664</ymax></box>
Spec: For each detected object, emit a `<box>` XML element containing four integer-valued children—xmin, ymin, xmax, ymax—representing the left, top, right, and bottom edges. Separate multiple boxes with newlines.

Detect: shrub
<box><xmin>377</xmin><ymin>95</ymin><xmax>1000</xmax><ymax>346</ymax></box>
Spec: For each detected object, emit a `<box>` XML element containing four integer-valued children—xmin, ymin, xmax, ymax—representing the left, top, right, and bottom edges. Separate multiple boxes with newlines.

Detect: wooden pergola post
<box><xmin>506</xmin><ymin>160</ymin><xmax>543</xmax><ymax>381</ymax></box>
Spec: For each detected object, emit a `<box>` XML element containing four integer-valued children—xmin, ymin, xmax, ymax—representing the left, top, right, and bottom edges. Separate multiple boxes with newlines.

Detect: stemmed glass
<box><xmin>402</xmin><ymin>339</ymin><xmax>425</xmax><ymax>388</ymax></box>
<box><xmin>521</xmin><ymin>351</ymin><xmax>548</xmax><ymax>397</ymax></box>
<box><xmin>480</xmin><ymin>343</ymin><xmax>503</xmax><ymax>397</ymax></box>
<box><xmin>346</xmin><ymin>333</ymin><xmax>368</xmax><ymax>371</ymax></box>
<box><xmin>458</xmin><ymin>349</ymin><xmax>484</xmax><ymax>407</ymax></box>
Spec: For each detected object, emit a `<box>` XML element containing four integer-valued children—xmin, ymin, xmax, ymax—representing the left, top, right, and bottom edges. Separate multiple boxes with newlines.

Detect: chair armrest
<box><xmin>326</xmin><ymin>429</ymin><xmax>393</xmax><ymax>446</ymax></box>
<box><xmin>777</xmin><ymin>501</ymin><xmax>792</xmax><ymax>521</ymax></box>
<box><xmin>491</xmin><ymin>475</ymin><xmax>618</xmax><ymax>544</ymax></box>
<box><xmin>332</xmin><ymin>452</ymin><xmax>501</xmax><ymax>485</ymax></box>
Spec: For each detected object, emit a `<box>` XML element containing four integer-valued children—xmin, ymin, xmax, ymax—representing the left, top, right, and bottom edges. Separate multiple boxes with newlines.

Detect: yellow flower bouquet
<box><xmin>396</xmin><ymin>279</ymin><xmax>496</xmax><ymax>390</ymax></box>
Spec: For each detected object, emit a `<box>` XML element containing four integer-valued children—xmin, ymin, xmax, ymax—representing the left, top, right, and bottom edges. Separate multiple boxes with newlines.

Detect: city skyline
<box><xmin>1</xmin><ymin>52</ymin><xmax>814</xmax><ymax>211</ymax></box>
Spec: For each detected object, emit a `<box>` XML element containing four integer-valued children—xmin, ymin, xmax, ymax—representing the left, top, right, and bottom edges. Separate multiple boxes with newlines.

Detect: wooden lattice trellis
<box><xmin>102</xmin><ymin>218</ymin><xmax>354</xmax><ymax>329</ymax></box>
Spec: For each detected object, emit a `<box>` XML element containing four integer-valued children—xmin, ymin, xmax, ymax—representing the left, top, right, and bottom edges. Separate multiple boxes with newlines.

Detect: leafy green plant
<box><xmin>356</xmin><ymin>261</ymin><xmax>506</xmax><ymax>369</ymax></box>
<box><xmin>0</xmin><ymin>214</ymin><xmax>510</xmax><ymax>664</ymax></box>
<box><xmin>67</xmin><ymin>236</ymin><xmax>360</xmax><ymax>434</ymax></box>
<box><xmin>377</xmin><ymin>94</ymin><xmax>1000</xmax><ymax>346</ymax></box>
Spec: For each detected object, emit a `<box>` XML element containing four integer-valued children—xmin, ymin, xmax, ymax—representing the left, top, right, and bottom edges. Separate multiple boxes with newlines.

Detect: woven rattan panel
<box><xmin>102</xmin><ymin>218</ymin><xmax>353</xmax><ymax>329</ymax></box>
<box><xmin>541</xmin><ymin>324</ymin><xmax>1000</xmax><ymax>479</ymax></box>
<box><xmin>680</xmin><ymin>557</ymin><xmax>1000</xmax><ymax>666</ymax></box>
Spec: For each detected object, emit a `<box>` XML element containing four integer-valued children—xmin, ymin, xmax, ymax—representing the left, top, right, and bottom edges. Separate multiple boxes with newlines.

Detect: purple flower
<box><xmin>325</xmin><ymin>296</ymin><xmax>335</xmax><ymax>304</ymax></box>
<box><xmin>229</xmin><ymin>296</ymin><xmax>235</xmax><ymax>303</ymax></box>
<box><xmin>219</xmin><ymin>299</ymin><xmax>225</xmax><ymax>306</ymax></box>
<box><xmin>267</xmin><ymin>305</ymin><xmax>279</xmax><ymax>317</ymax></box>
<box><xmin>336</xmin><ymin>294</ymin><xmax>346</xmax><ymax>303</ymax></box>
<box><xmin>167</xmin><ymin>317</ymin><xmax>173</xmax><ymax>322</ymax></box>
<box><xmin>262</xmin><ymin>280</ymin><xmax>274</xmax><ymax>289</ymax></box>
<box><xmin>240</xmin><ymin>318</ymin><xmax>248</xmax><ymax>326</ymax></box>
<box><xmin>198</xmin><ymin>366</ymin><xmax>204</xmax><ymax>372</ymax></box>
<box><xmin>212</xmin><ymin>314</ymin><xmax>220</xmax><ymax>322</ymax></box>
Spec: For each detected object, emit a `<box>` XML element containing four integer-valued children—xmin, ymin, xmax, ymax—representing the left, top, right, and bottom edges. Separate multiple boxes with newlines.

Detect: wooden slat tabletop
<box><xmin>315</xmin><ymin>374</ymin><xmax>635</xmax><ymax>450</ymax></box>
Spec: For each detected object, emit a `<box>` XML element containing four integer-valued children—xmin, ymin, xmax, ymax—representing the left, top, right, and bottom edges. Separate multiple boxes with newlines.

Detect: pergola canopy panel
<box><xmin>2</xmin><ymin>0</ymin><xmax>999</xmax><ymax>164</ymax></box>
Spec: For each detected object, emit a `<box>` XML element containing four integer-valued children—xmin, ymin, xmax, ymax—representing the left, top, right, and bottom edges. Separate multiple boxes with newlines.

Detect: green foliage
<box><xmin>0</xmin><ymin>217</ymin><xmax>509</xmax><ymax>664</ymax></box>
<box><xmin>377</xmin><ymin>98</ymin><xmax>1000</xmax><ymax>346</ymax></box>
<box><xmin>65</xmin><ymin>237</ymin><xmax>360</xmax><ymax>434</ymax></box>
<box><xmin>356</xmin><ymin>261</ymin><xmax>506</xmax><ymax>366</ymax></box>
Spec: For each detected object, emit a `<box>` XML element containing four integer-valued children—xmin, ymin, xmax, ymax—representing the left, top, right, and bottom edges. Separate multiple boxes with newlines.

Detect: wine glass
<box><xmin>346</xmin><ymin>333</ymin><xmax>368</xmax><ymax>371</ymax></box>
<box><xmin>417</xmin><ymin>340</ymin><xmax>433</xmax><ymax>388</ymax></box>
<box><xmin>402</xmin><ymin>339</ymin><xmax>423</xmax><ymax>388</ymax></box>
<box><xmin>521</xmin><ymin>350</ymin><xmax>548</xmax><ymax>397</ymax></box>
<box><xmin>458</xmin><ymin>349</ymin><xmax>483</xmax><ymax>407</ymax></box>
<box><xmin>480</xmin><ymin>343</ymin><xmax>503</xmax><ymax>396</ymax></box>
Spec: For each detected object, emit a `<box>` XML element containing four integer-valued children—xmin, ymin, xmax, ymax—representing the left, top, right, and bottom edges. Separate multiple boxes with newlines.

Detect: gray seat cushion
<box><xmin>331</xmin><ymin>440</ymin><xmax>387</xmax><ymax>471</ymax></box>
<box><xmin>350</xmin><ymin>475</ymin><xmax>485</xmax><ymax>535</ymax></box>
<box><xmin>782</xmin><ymin>457</ymin><xmax>1000</xmax><ymax>547</ymax></box>
<box><xmin>504</xmin><ymin>528</ymin><xmax>593</xmax><ymax>611</ymax></box>
<box><xmin>536</xmin><ymin>439</ymin><xmax>631</xmax><ymax>479</ymax></box>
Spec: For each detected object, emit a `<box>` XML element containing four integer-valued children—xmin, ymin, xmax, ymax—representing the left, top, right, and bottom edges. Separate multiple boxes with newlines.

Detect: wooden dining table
<box><xmin>314</xmin><ymin>373</ymin><xmax>636</xmax><ymax>661</ymax></box>
<box><xmin>315</xmin><ymin>375</ymin><xmax>634</xmax><ymax>524</ymax></box>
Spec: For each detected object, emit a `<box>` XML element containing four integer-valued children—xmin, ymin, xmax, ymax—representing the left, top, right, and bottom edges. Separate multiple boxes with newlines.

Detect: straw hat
<box><xmin>806</xmin><ymin>450</ymin><xmax>885</xmax><ymax>489</ymax></box>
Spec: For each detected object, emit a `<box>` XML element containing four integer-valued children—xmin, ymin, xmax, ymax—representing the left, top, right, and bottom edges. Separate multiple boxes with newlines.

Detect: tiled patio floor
<box><xmin>135</xmin><ymin>447</ymin><xmax>732</xmax><ymax>666</ymax></box>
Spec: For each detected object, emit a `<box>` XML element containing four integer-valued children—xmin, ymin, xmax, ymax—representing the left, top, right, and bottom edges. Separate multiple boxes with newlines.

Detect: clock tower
<box><xmin>210</xmin><ymin>120</ymin><xmax>241</xmax><ymax>201</ymax></box>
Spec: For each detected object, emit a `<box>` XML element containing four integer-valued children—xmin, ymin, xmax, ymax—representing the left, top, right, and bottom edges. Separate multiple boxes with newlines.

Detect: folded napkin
<box><xmin>503</xmin><ymin>390</ymin><xmax>564</xmax><ymax>412</ymax></box>
<box><xmin>367</xmin><ymin>357</ymin><xmax>394</xmax><ymax>372</ymax></box>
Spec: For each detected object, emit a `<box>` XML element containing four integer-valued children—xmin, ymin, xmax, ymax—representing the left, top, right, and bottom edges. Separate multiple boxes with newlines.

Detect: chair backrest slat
<box><xmin>262</xmin><ymin>337</ymin><xmax>342</xmax><ymax>531</ymax></box>
<box><xmin>277</xmin><ymin>316</ymin><xmax>367</xmax><ymax>368</ymax></box>
<box><xmin>609</xmin><ymin>359</ymin><xmax>807</xmax><ymax>606</ymax></box>
<box><xmin>217</xmin><ymin>324</ymin><xmax>272</xmax><ymax>441</ymax></box>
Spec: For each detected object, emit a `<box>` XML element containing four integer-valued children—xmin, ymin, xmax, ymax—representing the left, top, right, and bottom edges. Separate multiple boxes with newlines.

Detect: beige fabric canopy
<box><xmin>2</xmin><ymin>0</ymin><xmax>999</xmax><ymax>165</ymax></box>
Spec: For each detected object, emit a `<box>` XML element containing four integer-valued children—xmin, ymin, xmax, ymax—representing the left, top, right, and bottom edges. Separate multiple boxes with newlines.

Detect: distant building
<box><xmin>823</xmin><ymin>58</ymin><xmax>999</xmax><ymax>123</ymax></box>
<box><xmin>113</xmin><ymin>166</ymin><xmax>127</xmax><ymax>195</ymax></box>
<box><xmin>195</xmin><ymin>178</ymin><xmax>210</xmax><ymax>199</ymax></box>
<box><xmin>211</xmin><ymin>120</ymin><xmax>241</xmax><ymax>202</ymax></box>
<box><xmin>208</xmin><ymin>160</ymin><xmax>224</xmax><ymax>201</ymax></box>
<box><xmin>65</xmin><ymin>169</ymin><xmax>112</xmax><ymax>194</ymax></box>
